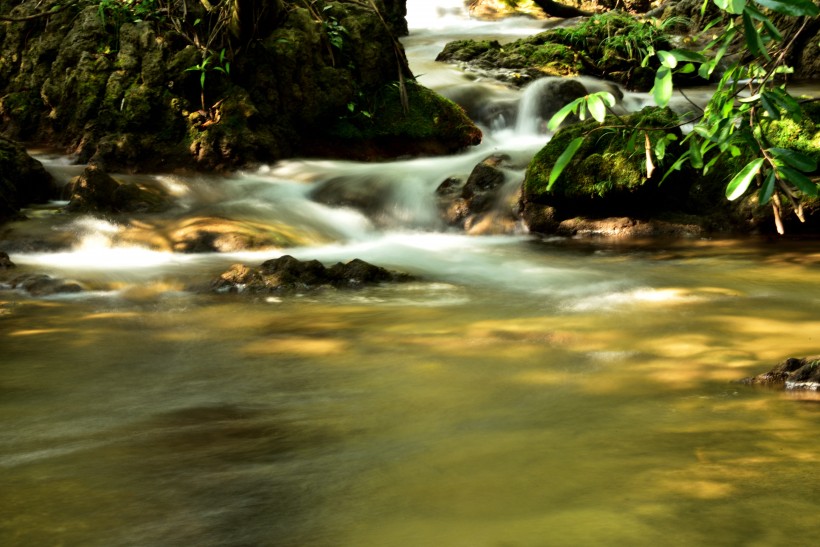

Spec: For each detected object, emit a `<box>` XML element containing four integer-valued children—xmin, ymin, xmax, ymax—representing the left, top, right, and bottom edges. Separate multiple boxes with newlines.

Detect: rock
<box><xmin>211</xmin><ymin>255</ymin><xmax>412</xmax><ymax>294</ymax></box>
<box><xmin>520</xmin><ymin>106</ymin><xmax>744</xmax><ymax>235</ymax></box>
<box><xmin>437</xmin><ymin>154</ymin><xmax>523</xmax><ymax>233</ymax></box>
<box><xmin>65</xmin><ymin>165</ymin><xmax>171</xmax><ymax>214</ymax></box>
<box><xmin>6</xmin><ymin>273</ymin><xmax>84</xmax><ymax>296</ymax></box>
<box><xmin>742</xmin><ymin>356</ymin><xmax>820</xmax><ymax>392</ymax></box>
<box><xmin>0</xmin><ymin>0</ymin><xmax>480</xmax><ymax>170</ymax></box>
<box><xmin>0</xmin><ymin>136</ymin><xmax>55</xmax><ymax>223</ymax></box>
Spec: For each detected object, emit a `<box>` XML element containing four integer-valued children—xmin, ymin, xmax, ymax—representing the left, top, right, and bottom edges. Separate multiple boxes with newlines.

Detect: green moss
<box><xmin>326</xmin><ymin>81</ymin><xmax>481</xmax><ymax>144</ymax></box>
<box><xmin>764</xmin><ymin>104</ymin><xmax>820</xmax><ymax>171</ymax></box>
<box><xmin>436</xmin><ymin>39</ymin><xmax>502</xmax><ymax>62</ymax></box>
<box><xmin>524</xmin><ymin>107</ymin><xmax>691</xmax><ymax>217</ymax></box>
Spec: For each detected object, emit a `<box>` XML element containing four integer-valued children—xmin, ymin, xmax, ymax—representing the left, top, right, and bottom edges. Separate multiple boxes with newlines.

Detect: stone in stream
<box><xmin>212</xmin><ymin>255</ymin><xmax>414</xmax><ymax>294</ymax></box>
<box><xmin>742</xmin><ymin>356</ymin><xmax>820</xmax><ymax>392</ymax></box>
<box><xmin>0</xmin><ymin>251</ymin><xmax>15</xmax><ymax>269</ymax></box>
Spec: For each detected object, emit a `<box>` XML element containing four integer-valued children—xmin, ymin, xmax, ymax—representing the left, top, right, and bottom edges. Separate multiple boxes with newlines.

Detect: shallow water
<box><xmin>3</xmin><ymin>3</ymin><xmax>820</xmax><ymax>546</ymax></box>
<box><xmin>3</xmin><ymin>237</ymin><xmax>820</xmax><ymax>546</ymax></box>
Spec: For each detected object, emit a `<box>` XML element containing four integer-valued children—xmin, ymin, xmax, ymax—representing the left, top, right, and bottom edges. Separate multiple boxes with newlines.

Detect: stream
<box><xmin>2</xmin><ymin>2</ymin><xmax>820</xmax><ymax>546</ymax></box>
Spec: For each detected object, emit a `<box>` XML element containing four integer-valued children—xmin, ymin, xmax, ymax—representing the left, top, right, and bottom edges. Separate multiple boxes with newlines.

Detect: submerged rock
<box><xmin>212</xmin><ymin>255</ymin><xmax>413</xmax><ymax>294</ymax></box>
<box><xmin>742</xmin><ymin>356</ymin><xmax>820</xmax><ymax>392</ymax></box>
<box><xmin>3</xmin><ymin>273</ymin><xmax>84</xmax><ymax>296</ymax></box>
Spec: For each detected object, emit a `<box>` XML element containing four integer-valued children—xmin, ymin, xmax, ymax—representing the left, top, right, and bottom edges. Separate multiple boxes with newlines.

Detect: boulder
<box><xmin>65</xmin><ymin>165</ymin><xmax>171</xmax><ymax>214</ymax></box>
<box><xmin>5</xmin><ymin>273</ymin><xmax>84</xmax><ymax>296</ymax></box>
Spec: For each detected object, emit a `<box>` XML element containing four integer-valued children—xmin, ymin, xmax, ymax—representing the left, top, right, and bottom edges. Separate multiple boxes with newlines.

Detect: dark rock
<box><xmin>0</xmin><ymin>251</ymin><xmax>15</xmax><ymax>269</ymax></box>
<box><xmin>0</xmin><ymin>136</ymin><xmax>55</xmax><ymax>223</ymax></box>
<box><xmin>65</xmin><ymin>165</ymin><xmax>171</xmax><ymax>214</ymax></box>
<box><xmin>742</xmin><ymin>356</ymin><xmax>820</xmax><ymax>391</ymax></box>
<box><xmin>212</xmin><ymin>255</ymin><xmax>412</xmax><ymax>294</ymax></box>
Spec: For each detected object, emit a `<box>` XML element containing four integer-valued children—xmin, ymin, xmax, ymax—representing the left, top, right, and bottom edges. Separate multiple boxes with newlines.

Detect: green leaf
<box><xmin>769</xmin><ymin>87</ymin><xmax>802</xmax><ymax>120</ymax></box>
<box><xmin>548</xmin><ymin>137</ymin><xmax>584</xmax><ymax>191</ymax></box>
<box><xmin>743</xmin><ymin>11</ymin><xmax>769</xmax><ymax>59</ymax></box>
<box><xmin>744</xmin><ymin>4</ymin><xmax>783</xmax><ymax>41</ymax></box>
<box><xmin>657</xmin><ymin>50</ymin><xmax>678</xmax><ymax>68</ymax></box>
<box><xmin>759</xmin><ymin>169</ymin><xmax>776</xmax><ymax>204</ymax></box>
<box><xmin>759</xmin><ymin>92</ymin><xmax>781</xmax><ymax>120</ymax></box>
<box><xmin>652</xmin><ymin>67</ymin><xmax>673</xmax><ymax>107</ymax></box>
<box><xmin>586</xmin><ymin>94</ymin><xmax>607</xmax><ymax>122</ymax></box>
<box><xmin>660</xmin><ymin>152</ymin><xmax>691</xmax><ymax>185</ymax></box>
<box><xmin>769</xmin><ymin>148</ymin><xmax>817</xmax><ymax>172</ymax></box>
<box><xmin>726</xmin><ymin>158</ymin><xmax>764</xmax><ymax>200</ymax></box>
<box><xmin>679</xmin><ymin>63</ymin><xmax>696</xmax><ymax>74</ymax></box>
<box><xmin>690</xmin><ymin>136</ymin><xmax>704</xmax><ymax>169</ymax></box>
<box><xmin>670</xmin><ymin>49</ymin><xmax>708</xmax><ymax>64</ymax></box>
<box><xmin>655</xmin><ymin>135</ymin><xmax>670</xmax><ymax>160</ymax></box>
<box><xmin>753</xmin><ymin>0</ymin><xmax>819</xmax><ymax>16</ymax></box>
<box><xmin>779</xmin><ymin>165</ymin><xmax>818</xmax><ymax>195</ymax></box>
<box><xmin>715</xmin><ymin>0</ymin><xmax>747</xmax><ymax>14</ymax></box>
<box><xmin>547</xmin><ymin>98</ymin><xmax>583</xmax><ymax>132</ymax></box>
<box><xmin>200</xmin><ymin>72</ymin><xmax>206</xmax><ymax>89</ymax></box>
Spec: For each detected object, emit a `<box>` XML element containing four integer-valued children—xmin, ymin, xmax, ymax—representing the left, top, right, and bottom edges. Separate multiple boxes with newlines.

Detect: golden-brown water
<box><xmin>2</xmin><ymin>238</ymin><xmax>819</xmax><ymax>546</ymax></box>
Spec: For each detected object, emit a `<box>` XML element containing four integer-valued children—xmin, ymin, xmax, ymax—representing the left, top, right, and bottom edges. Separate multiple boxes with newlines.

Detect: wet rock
<box><xmin>65</xmin><ymin>165</ymin><xmax>170</xmax><ymax>214</ymax></box>
<box><xmin>6</xmin><ymin>273</ymin><xmax>84</xmax><ymax>296</ymax></box>
<box><xmin>742</xmin><ymin>356</ymin><xmax>820</xmax><ymax>392</ymax></box>
<box><xmin>0</xmin><ymin>136</ymin><xmax>55</xmax><ymax>223</ymax></box>
<box><xmin>212</xmin><ymin>255</ymin><xmax>413</xmax><ymax>294</ymax></box>
<box><xmin>437</xmin><ymin>154</ymin><xmax>522</xmax><ymax>233</ymax></box>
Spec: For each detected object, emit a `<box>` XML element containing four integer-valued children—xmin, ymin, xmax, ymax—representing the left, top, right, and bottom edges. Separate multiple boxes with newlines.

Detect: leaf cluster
<box><xmin>545</xmin><ymin>0</ymin><xmax>820</xmax><ymax>234</ymax></box>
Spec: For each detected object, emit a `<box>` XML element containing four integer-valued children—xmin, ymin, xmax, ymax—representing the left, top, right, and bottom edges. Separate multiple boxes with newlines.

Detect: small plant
<box><xmin>186</xmin><ymin>47</ymin><xmax>231</xmax><ymax>118</ymax></box>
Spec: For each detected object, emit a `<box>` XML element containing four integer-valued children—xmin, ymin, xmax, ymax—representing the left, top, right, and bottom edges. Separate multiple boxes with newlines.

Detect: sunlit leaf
<box><xmin>726</xmin><ymin>158</ymin><xmax>764</xmax><ymax>200</ymax></box>
<box><xmin>586</xmin><ymin>94</ymin><xmax>607</xmax><ymax>122</ymax></box>
<box><xmin>759</xmin><ymin>169</ymin><xmax>776</xmax><ymax>204</ymax></box>
<box><xmin>753</xmin><ymin>0</ymin><xmax>819</xmax><ymax>16</ymax></box>
<box><xmin>652</xmin><ymin>67</ymin><xmax>673</xmax><ymax>107</ymax></box>
<box><xmin>679</xmin><ymin>63</ymin><xmax>696</xmax><ymax>74</ymax></box>
<box><xmin>769</xmin><ymin>147</ymin><xmax>817</xmax><ymax>172</ymax></box>
<box><xmin>548</xmin><ymin>137</ymin><xmax>584</xmax><ymax>191</ymax></box>
<box><xmin>547</xmin><ymin>98</ymin><xmax>583</xmax><ymax>132</ymax></box>
<box><xmin>658</xmin><ymin>50</ymin><xmax>678</xmax><ymax>68</ymax></box>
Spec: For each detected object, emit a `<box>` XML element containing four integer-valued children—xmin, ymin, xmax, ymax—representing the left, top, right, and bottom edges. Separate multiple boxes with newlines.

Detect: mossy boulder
<box><xmin>520</xmin><ymin>107</ymin><xmax>748</xmax><ymax>234</ymax></box>
<box><xmin>0</xmin><ymin>136</ymin><xmax>54</xmax><ymax>223</ymax></box>
<box><xmin>0</xmin><ymin>0</ymin><xmax>478</xmax><ymax>171</ymax></box>
<box><xmin>436</xmin><ymin>11</ymin><xmax>670</xmax><ymax>89</ymax></box>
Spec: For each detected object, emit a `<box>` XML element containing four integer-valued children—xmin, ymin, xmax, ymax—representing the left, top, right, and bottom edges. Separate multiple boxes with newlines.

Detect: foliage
<box><xmin>546</xmin><ymin>0</ymin><xmax>820</xmax><ymax>233</ymax></box>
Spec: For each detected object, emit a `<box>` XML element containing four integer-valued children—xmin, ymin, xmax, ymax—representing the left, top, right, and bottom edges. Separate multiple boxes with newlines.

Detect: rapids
<box><xmin>2</xmin><ymin>3</ymin><xmax>819</xmax><ymax>546</ymax></box>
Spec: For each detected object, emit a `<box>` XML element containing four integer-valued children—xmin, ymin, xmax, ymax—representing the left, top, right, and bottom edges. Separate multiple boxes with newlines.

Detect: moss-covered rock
<box><xmin>307</xmin><ymin>81</ymin><xmax>482</xmax><ymax>159</ymax></box>
<box><xmin>520</xmin><ymin>106</ymin><xmax>749</xmax><ymax>233</ymax></box>
<box><xmin>436</xmin><ymin>11</ymin><xmax>669</xmax><ymax>89</ymax></box>
<box><xmin>0</xmin><ymin>0</ymin><xmax>477</xmax><ymax>171</ymax></box>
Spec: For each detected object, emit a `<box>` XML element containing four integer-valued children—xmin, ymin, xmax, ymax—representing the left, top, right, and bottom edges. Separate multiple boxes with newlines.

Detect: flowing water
<box><xmin>2</xmin><ymin>3</ymin><xmax>820</xmax><ymax>546</ymax></box>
